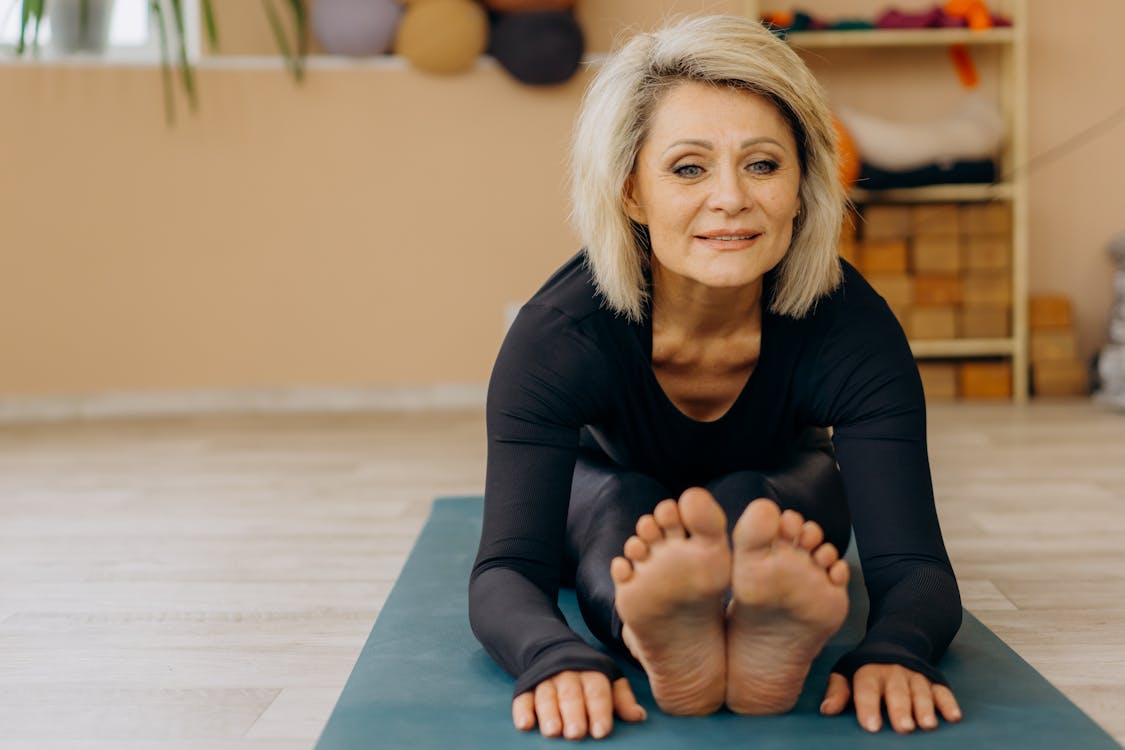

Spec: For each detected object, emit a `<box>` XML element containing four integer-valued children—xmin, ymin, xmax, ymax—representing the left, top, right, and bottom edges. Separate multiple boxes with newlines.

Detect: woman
<box><xmin>469</xmin><ymin>15</ymin><xmax>963</xmax><ymax>740</ymax></box>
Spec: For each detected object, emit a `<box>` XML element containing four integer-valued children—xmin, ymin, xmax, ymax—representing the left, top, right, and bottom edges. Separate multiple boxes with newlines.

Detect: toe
<box><xmin>828</xmin><ymin>559</ymin><xmax>850</xmax><ymax>586</ymax></box>
<box><xmin>610</xmin><ymin>556</ymin><xmax>634</xmax><ymax>585</ymax></box>
<box><xmin>653</xmin><ymin>499</ymin><xmax>686</xmax><ymax>539</ymax></box>
<box><xmin>623</xmin><ymin>535</ymin><xmax>650</xmax><ymax>562</ymax></box>
<box><xmin>797</xmin><ymin>520</ymin><xmax>824</xmax><ymax>552</ymax></box>
<box><xmin>678</xmin><ymin>487</ymin><xmax>728</xmax><ymax>540</ymax></box>
<box><xmin>732</xmin><ymin>497</ymin><xmax>781</xmax><ymax>553</ymax></box>
<box><xmin>635</xmin><ymin>515</ymin><xmax>663</xmax><ymax>545</ymax></box>
<box><xmin>778</xmin><ymin>509</ymin><xmax>805</xmax><ymax>543</ymax></box>
<box><xmin>812</xmin><ymin>542</ymin><xmax>839</xmax><ymax>569</ymax></box>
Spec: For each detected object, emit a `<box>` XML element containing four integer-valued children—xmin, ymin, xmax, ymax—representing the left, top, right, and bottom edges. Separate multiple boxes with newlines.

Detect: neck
<box><xmin>650</xmin><ymin>262</ymin><xmax>764</xmax><ymax>339</ymax></box>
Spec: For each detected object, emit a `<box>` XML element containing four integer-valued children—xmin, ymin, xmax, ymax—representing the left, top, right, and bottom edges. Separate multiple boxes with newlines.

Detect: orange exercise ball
<box><xmin>833</xmin><ymin>115</ymin><xmax>861</xmax><ymax>189</ymax></box>
<box><xmin>395</xmin><ymin>0</ymin><xmax>489</xmax><ymax>75</ymax></box>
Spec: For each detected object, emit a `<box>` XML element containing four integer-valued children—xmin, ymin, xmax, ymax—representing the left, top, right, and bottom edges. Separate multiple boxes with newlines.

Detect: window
<box><xmin>0</xmin><ymin>0</ymin><xmax>201</xmax><ymax>61</ymax></box>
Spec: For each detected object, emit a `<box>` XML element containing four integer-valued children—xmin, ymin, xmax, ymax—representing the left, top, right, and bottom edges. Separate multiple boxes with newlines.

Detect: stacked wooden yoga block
<box><xmin>839</xmin><ymin>201</ymin><xmax>1014</xmax><ymax>400</ymax></box>
<box><xmin>1028</xmin><ymin>294</ymin><xmax>1089</xmax><ymax>396</ymax></box>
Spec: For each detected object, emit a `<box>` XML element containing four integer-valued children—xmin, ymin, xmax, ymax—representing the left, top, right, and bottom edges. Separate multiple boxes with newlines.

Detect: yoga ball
<box><xmin>833</xmin><ymin>115</ymin><xmax>861</xmax><ymax>189</ymax></box>
<box><xmin>490</xmin><ymin>10</ymin><xmax>584</xmax><ymax>86</ymax></box>
<box><xmin>484</xmin><ymin>0</ymin><xmax>575</xmax><ymax>10</ymax></box>
<box><xmin>312</xmin><ymin>0</ymin><xmax>403</xmax><ymax>56</ymax></box>
<box><xmin>396</xmin><ymin>0</ymin><xmax>489</xmax><ymax>75</ymax></box>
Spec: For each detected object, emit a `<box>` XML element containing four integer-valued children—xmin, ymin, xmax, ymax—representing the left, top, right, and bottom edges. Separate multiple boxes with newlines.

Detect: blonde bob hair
<box><xmin>570</xmin><ymin>15</ymin><xmax>844</xmax><ymax>321</ymax></box>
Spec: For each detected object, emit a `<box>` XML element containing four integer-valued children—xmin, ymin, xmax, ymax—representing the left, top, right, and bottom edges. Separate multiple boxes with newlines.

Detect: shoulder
<box><xmin>810</xmin><ymin>259</ymin><xmax>889</xmax><ymax>321</ymax></box>
<box><xmin>507</xmin><ymin>251</ymin><xmax>631</xmax><ymax>358</ymax></box>
<box><xmin>783</xmin><ymin>259</ymin><xmax>905</xmax><ymax>346</ymax></box>
<box><xmin>489</xmin><ymin>252</ymin><xmax>630</xmax><ymax>421</ymax></box>
<box><xmin>523</xmin><ymin>251</ymin><xmax>610</xmax><ymax>325</ymax></box>
<box><xmin>784</xmin><ymin>260</ymin><xmax>922</xmax><ymax>424</ymax></box>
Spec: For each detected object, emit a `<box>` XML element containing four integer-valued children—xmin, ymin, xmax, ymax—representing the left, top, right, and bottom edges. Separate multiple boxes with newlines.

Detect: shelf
<box><xmin>909</xmin><ymin>338</ymin><xmax>1015</xmax><ymax>358</ymax></box>
<box><xmin>785</xmin><ymin>27</ymin><xmax>1015</xmax><ymax>49</ymax></box>
<box><xmin>850</xmin><ymin>183</ymin><xmax>1013</xmax><ymax>204</ymax></box>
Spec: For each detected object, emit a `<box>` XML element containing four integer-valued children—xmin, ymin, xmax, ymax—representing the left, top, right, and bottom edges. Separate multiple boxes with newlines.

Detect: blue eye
<box><xmin>673</xmin><ymin>164</ymin><xmax>704</xmax><ymax>178</ymax></box>
<box><xmin>749</xmin><ymin>160</ymin><xmax>779</xmax><ymax>175</ymax></box>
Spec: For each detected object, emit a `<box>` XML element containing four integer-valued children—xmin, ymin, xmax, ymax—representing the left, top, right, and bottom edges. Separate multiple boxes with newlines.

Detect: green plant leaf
<box><xmin>169</xmin><ymin>0</ymin><xmax>197</xmax><ymax>111</ymax></box>
<box><xmin>17</xmin><ymin>0</ymin><xmax>46</xmax><ymax>55</ymax></box>
<box><xmin>263</xmin><ymin>0</ymin><xmax>306</xmax><ymax>83</ymax></box>
<box><xmin>288</xmin><ymin>0</ymin><xmax>307</xmax><ymax>75</ymax></box>
<box><xmin>150</xmin><ymin>0</ymin><xmax>176</xmax><ymax>125</ymax></box>
<box><xmin>201</xmin><ymin>0</ymin><xmax>218</xmax><ymax>51</ymax></box>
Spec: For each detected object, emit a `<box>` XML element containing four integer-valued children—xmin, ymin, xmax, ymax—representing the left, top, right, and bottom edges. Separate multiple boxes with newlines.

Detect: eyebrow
<box><xmin>662</xmin><ymin>137</ymin><xmax>784</xmax><ymax>155</ymax></box>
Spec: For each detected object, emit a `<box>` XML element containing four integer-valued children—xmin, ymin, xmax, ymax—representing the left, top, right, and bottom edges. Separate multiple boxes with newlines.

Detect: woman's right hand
<box><xmin>512</xmin><ymin>671</ymin><xmax>647</xmax><ymax>740</ymax></box>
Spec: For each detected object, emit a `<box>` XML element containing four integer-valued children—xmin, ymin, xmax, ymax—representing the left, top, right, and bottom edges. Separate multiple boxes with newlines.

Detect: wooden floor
<box><xmin>0</xmin><ymin>401</ymin><xmax>1123</xmax><ymax>748</ymax></box>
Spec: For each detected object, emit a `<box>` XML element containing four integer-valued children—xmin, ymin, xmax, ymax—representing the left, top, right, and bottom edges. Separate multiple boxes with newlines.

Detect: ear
<box><xmin>622</xmin><ymin>174</ymin><xmax>647</xmax><ymax>225</ymax></box>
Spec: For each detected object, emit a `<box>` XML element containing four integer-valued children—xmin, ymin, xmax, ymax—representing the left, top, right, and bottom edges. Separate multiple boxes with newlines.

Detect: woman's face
<box><xmin>624</xmin><ymin>81</ymin><xmax>802</xmax><ymax>292</ymax></box>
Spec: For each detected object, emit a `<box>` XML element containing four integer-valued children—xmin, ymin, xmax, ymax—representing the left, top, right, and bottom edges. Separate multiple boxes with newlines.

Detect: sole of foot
<box><xmin>724</xmin><ymin>497</ymin><xmax>850</xmax><ymax>715</ymax></box>
<box><xmin>610</xmin><ymin>487</ymin><xmax>731</xmax><ymax>716</ymax></box>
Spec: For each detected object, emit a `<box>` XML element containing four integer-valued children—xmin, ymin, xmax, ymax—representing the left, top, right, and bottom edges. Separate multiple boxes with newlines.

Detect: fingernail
<box><xmin>820</xmin><ymin>699</ymin><xmax>831</xmax><ymax>713</ymax></box>
<box><xmin>951</xmin><ymin>709</ymin><xmax>963</xmax><ymax>721</ymax></box>
<box><xmin>592</xmin><ymin>721</ymin><xmax>609</xmax><ymax>738</ymax></box>
<box><xmin>865</xmin><ymin>717</ymin><xmax>880</xmax><ymax>732</ymax></box>
<box><xmin>637</xmin><ymin>706</ymin><xmax>648</xmax><ymax>721</ymax></box>
<box><xmin>922</xmin><ymin>716</ymin><xmax>938</xmax><ymax>729</ymax></box>
<box><xmin>543</xmin><ymin>720</ymin><xmax>560</xmax><ymax>735</ymax></box>
<box><xmin>900</xmin><ymin>718</ymin><xmax>915</xmax><ymax>732</ymax></box>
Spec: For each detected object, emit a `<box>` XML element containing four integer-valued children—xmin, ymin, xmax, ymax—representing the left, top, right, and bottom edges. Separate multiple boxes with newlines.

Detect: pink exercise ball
<box><xmin>312</xmin><ymin>0</ymin><xmax>403</xmax><ymax>56</ymax></box>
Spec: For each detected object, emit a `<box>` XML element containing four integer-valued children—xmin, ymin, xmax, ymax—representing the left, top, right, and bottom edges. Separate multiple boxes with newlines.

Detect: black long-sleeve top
<box><xmin>470</xmin><ymin>252</ymin><xmax>962</xmax><ymax>698</ymax></box>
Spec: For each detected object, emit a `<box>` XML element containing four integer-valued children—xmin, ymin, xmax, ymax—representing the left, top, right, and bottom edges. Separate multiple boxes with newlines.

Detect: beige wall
<box><xmin>1</xmin><ymin>0</ymin><xmax>1121</xmax><ymax>399</ymax></box>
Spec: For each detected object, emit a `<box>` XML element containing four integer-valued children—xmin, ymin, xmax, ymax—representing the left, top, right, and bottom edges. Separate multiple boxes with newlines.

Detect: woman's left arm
<box><xmin>804</xmin><ymin>271</ymin><xmax>963</xmax><ymax>732</ymax></box>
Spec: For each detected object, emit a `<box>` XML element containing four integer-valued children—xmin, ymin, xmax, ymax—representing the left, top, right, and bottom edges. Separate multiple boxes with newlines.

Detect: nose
<box><xmin>708</xmin><ymin>164</ymin><xmax>751</xmax><ymax>215</ymax></box>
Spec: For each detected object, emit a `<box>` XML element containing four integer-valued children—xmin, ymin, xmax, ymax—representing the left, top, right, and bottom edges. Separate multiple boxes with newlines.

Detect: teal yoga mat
<box><xmin>315</xmin><ymin>497</ymin><xmax>1121</xmax><ymax>748</ymax></box>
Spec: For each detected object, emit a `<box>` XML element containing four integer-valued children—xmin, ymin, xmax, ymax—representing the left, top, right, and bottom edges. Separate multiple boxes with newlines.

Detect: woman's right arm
<box><xmin>469</xmin><ymin>303</ymin><xmax>630</xmax><ymax>705</ymax></box>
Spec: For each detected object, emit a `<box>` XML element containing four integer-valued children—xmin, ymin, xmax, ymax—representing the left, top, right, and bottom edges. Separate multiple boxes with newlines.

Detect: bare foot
<box><xmin>725</xmin><ymin>498</ymin><xmax>850</xmax><ymax>715</ymax></box>
<box><xmin>610</xmin><ymin>487</ymin><xmax>730</xmax><ymax>716</ymax></box>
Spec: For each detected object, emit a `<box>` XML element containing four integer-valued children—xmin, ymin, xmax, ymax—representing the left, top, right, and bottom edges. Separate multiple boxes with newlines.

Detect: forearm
<box><xmin>832</xmin><ymin>561</ymin><xmax>962</xmax><ymax>685</ymax></box>
<box><xmin>469</xmin><ymin>566</ymin><xmax>623</xmax><ymax>696</ymax></box>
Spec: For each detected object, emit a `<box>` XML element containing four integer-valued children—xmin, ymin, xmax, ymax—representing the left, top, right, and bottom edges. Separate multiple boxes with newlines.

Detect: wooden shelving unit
<box><xmin>786</xmin><ymin>26</ymin><xmax>1016</xmax><ymax>48</ymax></box>
<box><xmin>747</xmin><ymin>0</ymin><xmax>1029</xmax><ymax>401</ymax></box>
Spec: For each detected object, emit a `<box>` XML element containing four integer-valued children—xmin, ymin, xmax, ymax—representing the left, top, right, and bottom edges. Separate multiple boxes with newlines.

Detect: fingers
<box><xmin>852</xmin><ymin>667</ymin><xmax>884</xmax><ymax>733</ymax></box>
<box><xmin>533</xmin><ymin>679</ymin><xmax>564</xmax><ymax>738</ymax></box>
<box><xmin>526</xmin><ymin>672</ymin><xmax>642</xmax><ymax>740</ymax></box>
<box><xmin>612</xmin><ymin>677</ymin><xmax>648</xmax><ymax>723</ymax></box>
<box><xmin>883</xmin><ymin>669</ymin><xmax>915</xmax><ymax>734</ymax></box>
<box><xmin>849</xmin><ymin>665</ymin><xmax>964</xmax><ymax>734</ymax></box>
<box><xmin>820</xmin><ymin>672</ymin><xmax>851</xmax><ymax>715</ymax></box>
<box><xmin>933</xmin><ymin>684</ymin><xmax>963</xmax><ymax>724</ymax></box>
<box><xmin>553</xmin><ymin>671</ymin><xmax>589</xmax><ymax>740</ymax></box>
<box><xmin>579</xmin><ymin>672</ymin><xmax>614</xmax><ymax>739</ymax></box>
<box><xmin>910</xmin><ymin>672</ymin><xmax>938</xmax><ymax>730</ymax></box>
<box><xmin>512</xmin><ymin>692</ymin><xmax>535</xmax><ymax>732</ymax></box>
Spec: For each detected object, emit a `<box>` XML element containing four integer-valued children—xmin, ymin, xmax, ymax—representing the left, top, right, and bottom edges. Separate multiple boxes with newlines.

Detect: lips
<box><xmin>694</xmin><ymin>230</ymin><xmax>762</xmax><ymax>250</ymax></box>
<box><xmin>695</xmin><ymin>230</ymin><xmax>762</xmax><ymax>241</ymax></box>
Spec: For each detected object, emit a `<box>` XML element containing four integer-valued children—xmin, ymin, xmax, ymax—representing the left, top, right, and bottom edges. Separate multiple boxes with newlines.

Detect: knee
<box><xmin>705</xmin><ymin>470</ymin><xmax>779</xmax><ymax>523</ymax></box>
<box><xmin>587</xmin><ymin>470</ymin><xmax>672</xmax><ymax>515</ymax></box>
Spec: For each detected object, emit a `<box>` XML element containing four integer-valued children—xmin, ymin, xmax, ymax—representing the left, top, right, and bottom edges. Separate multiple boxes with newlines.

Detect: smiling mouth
<box><xmin>700</xmin><ymin>234</ymin><xmax>758</xmax><ymax>241</ymax></box>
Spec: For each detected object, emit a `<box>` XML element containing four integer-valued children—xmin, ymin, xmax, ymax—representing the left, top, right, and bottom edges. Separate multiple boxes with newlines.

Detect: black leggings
<box><xmin>561</xmin><ymin>428</ymin><xmax>851</xmax><ymax>656</ymax></box>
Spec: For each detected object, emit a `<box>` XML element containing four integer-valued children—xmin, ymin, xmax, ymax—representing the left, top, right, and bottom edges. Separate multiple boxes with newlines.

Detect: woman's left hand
<box><xmin>820</xmin><ymin>663</ymin><xmax>962</xmax><ymax>733</ymax></box>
